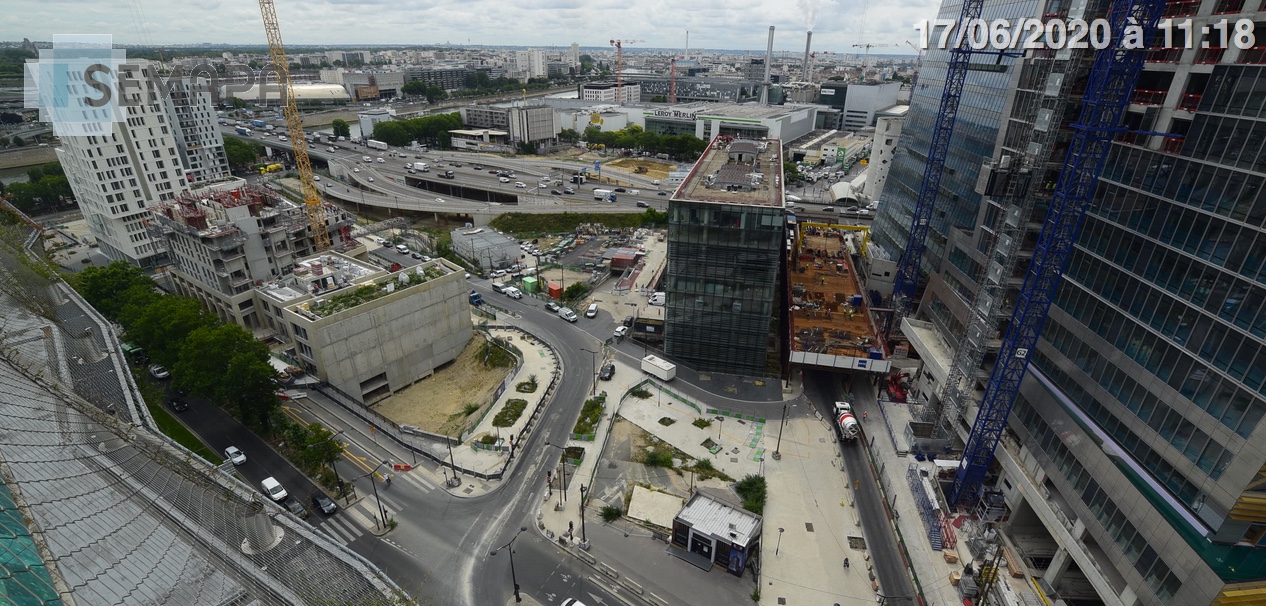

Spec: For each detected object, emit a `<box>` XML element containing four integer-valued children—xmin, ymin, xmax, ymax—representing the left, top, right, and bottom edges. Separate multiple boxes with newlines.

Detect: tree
<box><xmin>223</xmin><ymin>136</ymin><xmax>261</xmax><ymax>169</ymax></box>
<box><xmin>72</xmin><ymin>261</ymin><xmax>156</xmax><ymax>320</ymax></box>
<box><xmin>0</xmin><ymin>112</ymin><xmax>21</xmax><ymax>124</ymax></box>
<box><xmin>558</xmin><ymin>128</ymin><xmax>579</xmax><ymax>143</ymax></box>
<box><xmin>229</xmin><ymin>97</ymin><xmax>246</xmax><ymax>109</ymax></box>
<box><xmin>26</xmin><ymin>167</ymin><xmax>43</xmax><ymax>183</ymax></box>
<box><xmin>0</xmin><ymin>136</ymin><xmax>8</xmax><ymax>148</ymax></box>
<box><xmin>783</xmin><ymin>161</ymin><xmax>803</xmax><ymax>183</ymax></box>
<box><xmin>516</xmin><ymin>141</ymin><xmax>536</xmax><ymax>155</ymax></box>
<box><xmin>40</xmin><ymin>161</ymin><xmax>64</xmax><ymax>178</ymax></box>
<box><xmin>372</xmin><ymin>121</ymin><xmax>411</xmax><ymax>146</ymax></box>
<box><xmin>563</xmin><ymin>282</ymin><xmax>590</xmax><ymax>302</ymax></box>
<box><xmin>226</xmin><ymin>348</ymin><xmax>282</xmax><ymax>432</ymax></box>
<box><xmin>123</xmin><ymin>296</ymin><xmax>217</xmax><ymax>369</ymax></box>
<box><xmin>11</xmin><ymin>135</ymin><xmax>23</xmax><ymax>147</ymax></box>
<box><xmin>401</xmin><ymin>80</ymin><xmax>427</xmax><ymax>97</ymax></box>
<box><xmin>331</xmin><ymin>119</ymin><xmax>351</xmax><ymax>139</ymax></box>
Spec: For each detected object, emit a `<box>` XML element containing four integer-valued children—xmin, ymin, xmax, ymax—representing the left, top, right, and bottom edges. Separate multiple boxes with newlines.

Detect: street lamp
<box><xmin>356</xmin><ymin>460</ymin><xmax>391</xmax><ymax>528</ymax></box>
<box><xmin>776</xmin><ymin>527</ymin><xmax>785</xmax><ymax>555</ymax></box>
<box><xmin>773</xmin><ymin>402</ymin><xmax>788</xmax><ymax>460</ymax></box>
<box><xmin>579</xmin><ymin>484</ymin><xmax>588</xmax><ymax>544</ymax></box>
<box><xmin>489</xmin><ymin>526</ymin><xmax>530</xmax><ymax>604</ymax></box>
<box><xmin>580</xmin><ymin>348</ymin><xmax>599</xmax><ymax>397</ymax></box>
<box><xmin>545</xmin><ymin>441</ymin><xmax>568</xmax><ymax>509</ymax></box>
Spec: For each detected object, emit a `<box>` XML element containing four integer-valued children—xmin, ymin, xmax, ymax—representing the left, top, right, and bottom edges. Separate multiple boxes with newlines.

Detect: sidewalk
<box><xmin>850</xmin><ymin>382</ymin><xmax>968</xmax><ymax>606</ymax></box>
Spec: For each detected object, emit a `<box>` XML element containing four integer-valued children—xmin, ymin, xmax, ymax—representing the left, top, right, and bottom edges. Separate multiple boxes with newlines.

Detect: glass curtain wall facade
<box><xmin>1012</xmin><ymin>60</ymin><xmax>1266</xmax><ymax>604</ymax></box>
<box><xmin>870</xmin><ymin>0</ymin><xmax>1037</xmax><ymax>282</ymax></box>
<box><xmin>664</xmin><ymin>201</ymin><xmax>784</xmax><ymax>376</ymax></box>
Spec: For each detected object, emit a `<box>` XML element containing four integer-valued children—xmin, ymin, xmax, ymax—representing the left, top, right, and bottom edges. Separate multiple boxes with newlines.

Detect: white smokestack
<box><xmin>762</xmin><ymin>26</ymin><xmax>775</xmax><ymax>105</ymax></box>
<box><xmin>802</xmin><ymin>31</ymin><xmax>813</xmax><ymax>81</ymax></box>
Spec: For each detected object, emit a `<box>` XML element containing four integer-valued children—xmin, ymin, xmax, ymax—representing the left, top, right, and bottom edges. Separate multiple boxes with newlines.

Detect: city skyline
<box><xmin>1</xmin><ymin>0</ymin><xmax>938</xmax><ymax>55</ymax></box>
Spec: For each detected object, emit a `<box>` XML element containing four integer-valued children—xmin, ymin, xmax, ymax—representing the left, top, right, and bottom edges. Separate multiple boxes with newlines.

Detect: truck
<box><xmin>234</xmin><ymin>127</ymin><xmax>252</xmax><ymax>136</ymax></box>
<box><xmin>593</xmin><ymin>188</ymin><xmax>615</xmax><ymax>201</ymax></box>
<box><xmin>443</xmin><ymin>170</ymin><xmax>455</xmax><ymax>179</ymax></box>
<box><xmin>250</xmin><ymin>120</ymin><xmax>267</xmax><ymax>128</ymax></box>
<box><xmin>641</xmin><ymin>355</ymin><xmax>676</xmax><ymax>382</ymax></box>
<box><xmin>468</xmin><ymin>290</ymin><xmax>484</xmax><ymax>305</ymax></box>
<box><xmin>367</xmin><ymin>139</ymin><xmax>389</xmax><ymax>151</ymax></box>
<box><xmin>834</xmin><ymin>401</ymin><xmax>860</xmax><ymax>441</ymax></box>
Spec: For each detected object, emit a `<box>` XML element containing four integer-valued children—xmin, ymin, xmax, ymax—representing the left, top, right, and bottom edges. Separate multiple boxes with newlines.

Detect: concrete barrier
<box><xmin>598</xmin><ymin>562</ymin><xmax>620</xmax><ymax>579</ymax></box>
<box><xmin>619</xmin><ymin>577</ymin><xmax>645</xmax><ymax>595</ymax></box>
<box><xmin>577</xmin><ymin>550</ymin><xmax>596</xmax><ymax>565</ymax></box>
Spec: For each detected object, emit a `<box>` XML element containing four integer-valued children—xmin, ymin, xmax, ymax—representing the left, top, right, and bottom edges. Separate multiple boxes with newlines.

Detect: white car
<box><xmin>367</xmin><ymin>177</ymin><xmax>375</xmax><ymax>182</ymax></box>
<box><xmin>148</xmin><ymin>364</ymin><xmax>170</xmax><ymax>379</ymax></box>
<box><xmin>435</xmin><ymin>198</ymin><xmax>445</xmax><ymax>203</ymax></box>
<box><xmin>499</xmin><ymin>177</ymin><xmax>511</xmax><ymax>183</ymax></box>
<box><xmin>614</xmin><ymin>326</ymin><xmax>629</xmax><ymax>338</ymax></box>
<box><xmin>224</xmin><ymin>446</ymin><xmax>247</xmax><ymax>466</ymax></box>
<box><xmin>376</xmin><ymin>157</ymin><xmax>385</xmax><ymax>163</ymax></box>
<box><xmin>261</xmin><ymin>477</ymin><xmax>288</xmax><ymax>502</ymax></box>
<box><xmin>353</xmin><ymin>167</ymin><xmax>360</xmax><ymax>173</ymax></box>
<box><xmin>514</xmin><ymin>182</ymin><xmax>526</xmax><ymax>188</ymax></box>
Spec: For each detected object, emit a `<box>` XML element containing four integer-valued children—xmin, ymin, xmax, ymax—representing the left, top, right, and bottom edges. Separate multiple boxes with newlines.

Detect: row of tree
<box><xmin>580</xmin><ymin>125</ymin><xmax>709</xmax><ymax>161</ymax></box>
<box><xmin>223</xmin><ymin>136</ymin><xmax>264</xmax><ymax>170</ymax></box>
<box><xmin>72</xmin><ymin>262</ymin><xmax>284</xmax><ymax>433</ymax></box>
<box><xmin>1</xmin><ymin>161</ymin><xmax>75</xmax><ymax>215</ymax></box>
<box><xmin>371</xmin><ymin>112</ymin><xmax>462</xmax><ymax>148</ymax></box>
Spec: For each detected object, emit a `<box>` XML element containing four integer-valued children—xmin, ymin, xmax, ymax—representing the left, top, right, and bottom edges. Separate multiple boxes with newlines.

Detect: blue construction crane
<box><xmin>950</xmin><ymin>0</ymin><xmax>1167</xmax><ymax>505</ymax></box>
<box><xmin>888</xmin><ymin>5</ymin><xmax>982</xmax><ymax>332</ymax></box>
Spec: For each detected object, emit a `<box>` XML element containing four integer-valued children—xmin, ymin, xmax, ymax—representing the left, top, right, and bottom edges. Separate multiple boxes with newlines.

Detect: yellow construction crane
<box><xmin>256</xmin><ymin>0</ymin><xmax>332</xmax><ymax>251</ymax></box>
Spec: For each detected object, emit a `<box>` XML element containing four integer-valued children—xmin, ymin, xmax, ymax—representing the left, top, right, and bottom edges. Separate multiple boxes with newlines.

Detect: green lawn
<box><xmin>136</xmin><ymin>377</ymin><xmax>221</xmax><ymax>464</ymax></box>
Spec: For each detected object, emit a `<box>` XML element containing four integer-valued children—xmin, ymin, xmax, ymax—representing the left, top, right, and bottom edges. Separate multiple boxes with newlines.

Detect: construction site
<box><xmin>787</xmin><ymin>221</ymin><xmax>891</xmax><ymax>374</ymax></box>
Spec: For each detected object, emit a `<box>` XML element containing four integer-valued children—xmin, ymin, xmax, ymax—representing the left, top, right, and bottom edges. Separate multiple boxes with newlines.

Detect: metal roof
<box><xmin>676</xmin><ymin>491</ymin><xmax>762</xmax><ymax>545</ymax></box>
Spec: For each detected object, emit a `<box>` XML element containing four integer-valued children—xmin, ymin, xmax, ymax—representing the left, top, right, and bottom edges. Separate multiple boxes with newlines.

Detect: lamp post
<box><xmin>489</xmin><ymin>526</ymin><xmax>529</xmax><ymax>604</ymax></box>
<box><xmin>357</xmin><ymin>460</ymin><xmax>391</xmax><ymax>528</ymax></box>
<box><xmin>580</xmin><ymin>348</ymin><xmax>599</xmax><ymax>397</ymax></box>
<box><xmin>773</xmin><ymin>402</ymin><xmax>788</xmax><ymax>460</ymax></box>
<box><xmin>579</xmin><ymin>484</ymin><xmax>588</xmax><ymax>544</ymax></box>
<box><xmin>545</xmin><ymin>441</ymin><xmax>567</xmax><ymax>509</ymax></box>
<box><xmin>776</xmin><ymin>527</ymin><xmax>785</xmax><ymax>555</ymax></box>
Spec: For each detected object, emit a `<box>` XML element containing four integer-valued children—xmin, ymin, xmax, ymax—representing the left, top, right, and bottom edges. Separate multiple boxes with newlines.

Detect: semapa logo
<box><xmin>25</xmin><ymin>35</ymin><xmax>128</xmax><ymax>137</ymax></box>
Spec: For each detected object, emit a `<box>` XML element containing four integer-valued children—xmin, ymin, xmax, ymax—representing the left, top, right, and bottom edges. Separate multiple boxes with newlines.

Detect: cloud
<box><xmin>8</xmin><ymin>0</ymin><xmax>939</xmax><ymax>54</ymax></box>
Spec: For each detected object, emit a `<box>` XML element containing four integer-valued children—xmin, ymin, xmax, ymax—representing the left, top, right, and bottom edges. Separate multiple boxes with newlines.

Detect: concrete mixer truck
<box><xmin>834</xmin><ymin>400</ymin><xmax>860</xmax><ymax>441</ymax></box>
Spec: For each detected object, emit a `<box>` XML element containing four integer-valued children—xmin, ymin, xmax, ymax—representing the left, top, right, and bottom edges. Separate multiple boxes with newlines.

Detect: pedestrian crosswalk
<box><xmin>316</xmin><ymin>471</ymin><xmax>439</xmax><ymax>545</ymax></box>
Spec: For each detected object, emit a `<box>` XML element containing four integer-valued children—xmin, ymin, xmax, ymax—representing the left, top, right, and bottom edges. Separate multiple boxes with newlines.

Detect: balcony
<box><xmin>1177</xmin><ymin>93</ymin><xmax>1202</xmax><ymax>111</ymax></box>
<box><xmin>1214</xmin><ymin>0</ymin><xmax>1243</xmax><ymax>13</ymax></box>
<box><xmin>1146</xmin><ymin>47</ymin><xmax>1184</xmax><ymax>63</ymax></box>
<box><xmin>1239</xmin><ymin>46</ymin><xmax>1266</xmax><ymax>64</ymax></box>
<box><xmin>1195</xmin><ymin>46</ymin><xmax>1227</xmax><ymax>64</ymax></box>
<box><xmin>1162</xmin><ymin>0</ymin><xmax>1200</xmax><ymax>17</ymax></box>
<box><xmin>1131</xmin><ymin>88</ymin><xmax>1168</xmax><ymax>106</ymax></box>
<box><xmin>1161</xmin><ymin>136</ymin><xmax>1186</xmax><ymax>155</ymax></box>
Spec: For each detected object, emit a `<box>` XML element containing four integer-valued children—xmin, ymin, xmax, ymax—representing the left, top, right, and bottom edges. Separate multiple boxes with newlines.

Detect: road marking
<box><xmin>319</xmin><ymin>517</ymin><xmax>363</xmax><ymax>544</ymax></box>
<box><xmin>397</xmin><ymin>471</ymin><xmax>436</xmax><ymax>492</ymax></box>
<box><xmin>346</xmin><ymin>501</ymin><xmax>379</xmax><ymax>528</ymax></box>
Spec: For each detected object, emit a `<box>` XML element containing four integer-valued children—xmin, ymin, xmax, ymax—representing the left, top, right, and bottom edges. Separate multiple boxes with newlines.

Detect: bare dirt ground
<box><xmin>373</xmin><ymin>333</ymin><xmax>511</xmax><ymax>436</ymax></box>
<box><xmin>604</xmin><ymin>158</ymin><xmax>676</xmax><ymax>181</ymax></box>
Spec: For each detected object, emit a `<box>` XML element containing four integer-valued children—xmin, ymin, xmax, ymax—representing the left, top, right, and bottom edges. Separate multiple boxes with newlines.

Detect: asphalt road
<box><xmin>803</xmin><ymin>371</ymin><xmax>917</xmax><ymax>603</ymax></box>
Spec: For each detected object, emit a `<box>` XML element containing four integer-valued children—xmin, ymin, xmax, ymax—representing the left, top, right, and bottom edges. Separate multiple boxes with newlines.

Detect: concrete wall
<box><xmin>288</xmin><ymin>261</ymin><xmax>472</xmax><ymax>402</ymax></box>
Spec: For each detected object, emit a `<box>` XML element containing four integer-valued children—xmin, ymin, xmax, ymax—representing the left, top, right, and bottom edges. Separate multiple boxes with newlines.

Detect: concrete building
<box><xmin>643</xmin><ymin>102</ymin><xmax>817</xmax><ymax>143</ymax></box>
<box><xmin>358</xmin><ymin>109</ymin><xmax>393</xmax><ymax>140</ymax></box>
<box><xmin>817</xmin><ymin>82</ymin><xmax>901</xmax><ymax>130</ymax></box>
<box><xmin>863</xmin><ymin>105</ymin><xmax>906</xmax><ymax>202</ymax></box>
<box><xmin>267</xmin><ymin>256</ymin><xmax>472</xmax><ymax>403</ymax></box>
<box><xmin>343</xmin><ymin>71</ymin><xmax>406</xmax><ymax>100</ymax></box>
<box><xmin>883</xmin><ymin>0</ymin><xmax>1266</xmax><ymax>602</ymax></box>
<box><xmin>148</xmin><ymin>182</ymin><xmax>357</xmax><ymax>330</ymax></box>
<box><xmin>664</xmin><ymin>136</ymin><xmax>785</xmax><ymax>376</ymax></box>
<box><xmin>449</xmin><ymin>226</ymin><xmax>522</xmax><ymax>271</ymax></box>
<box><xmin>460</xmin><ymin>104</ymin><xmax>556</xmax><ymax>145</ymax></box>
<box><xmin>570</xmin><ymin>42</ymin><xmax>581</xmax><ymax>70</ymax></box>
<box><xmin>580</xmin><ymin>81</ymin><xmax>642</xmax><ymax>104</ymax></box>
<box><xmin>404</xmin><ymin>66</ymin><xmax>468</xmax><ymax>91</ymax></box>
<box><xmin>514</xmin><ymin>49</ymin><xmax>546</xmax><ymax>79</ymax></box>
<box><xmin>56</xmin><ymin>60</ymin><xmax>188</xmax><ymax>268</ymax></box>
<box><xmin>164</xmin><ymin>76</ymin><xmax>230</xmax><ymax>185</ymax></box>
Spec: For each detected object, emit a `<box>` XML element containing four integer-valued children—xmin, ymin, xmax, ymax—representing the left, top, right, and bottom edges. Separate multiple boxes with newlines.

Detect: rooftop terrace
<box><xmin>676</xmin><ymin>136</ymin><xmax>784</xmax><ymax>208</ymax></box>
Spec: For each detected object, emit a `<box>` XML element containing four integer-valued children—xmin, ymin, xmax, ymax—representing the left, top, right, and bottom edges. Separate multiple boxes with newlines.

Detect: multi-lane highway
<box><xmin>224</xmin><ymin>126</ymin><xmax>673</xmax><ymax>216</ymax></box>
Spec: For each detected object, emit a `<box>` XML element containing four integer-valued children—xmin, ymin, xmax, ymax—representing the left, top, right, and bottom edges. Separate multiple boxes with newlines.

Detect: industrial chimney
<box><xmin>762</xmin><ymin>26</ymin><xmax>775</xmax><ymax>105</ymax></box>
<box><xmin>802</xmin><ymin>31</ymin><xmax>813</xmax><ymax>81</ymax></box>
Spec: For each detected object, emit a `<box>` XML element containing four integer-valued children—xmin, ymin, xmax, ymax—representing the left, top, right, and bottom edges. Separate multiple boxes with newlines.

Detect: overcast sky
<box><xmin>5</xmin><ymin>0</ymin><xmax>939</xmax><ymax>54</ymax></box>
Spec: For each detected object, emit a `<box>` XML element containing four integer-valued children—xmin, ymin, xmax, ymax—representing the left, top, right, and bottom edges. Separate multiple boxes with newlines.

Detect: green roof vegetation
<box><xmin>304</xmin><ymin>265</ymin><xmax>447</xmax><ymax>317</ymax></box>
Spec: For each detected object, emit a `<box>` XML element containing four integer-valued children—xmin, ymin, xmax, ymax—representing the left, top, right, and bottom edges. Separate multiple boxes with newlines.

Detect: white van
<box><xmin>395</xmin><ymin>244</ymin><xmax>409</xmax><ymax>254</ymax></box>
<box><xmin>649</xmin><ymin>292</ymin><xmax>666</xmax><ymax>306</ymax></box>
<box><xmin>558</xmin><ymin>307</ymin><xmax>578</xmax><ymax>322</ymax></box>
<box><xmin>503</xmin><ymin>286</ymin><xmax>523</xmax><ymax>299</ymax></box>
<box><xmin>585</xmin><ymin>303</ymin><xmax>598</xmax><ymax>318</ymax></box>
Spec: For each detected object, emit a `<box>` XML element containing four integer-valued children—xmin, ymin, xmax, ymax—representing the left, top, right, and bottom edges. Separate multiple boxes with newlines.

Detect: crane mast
<box><xmin>257</xmin><ymin>0</ymin><xmax>332</xmax><ymax>251</ymax></box>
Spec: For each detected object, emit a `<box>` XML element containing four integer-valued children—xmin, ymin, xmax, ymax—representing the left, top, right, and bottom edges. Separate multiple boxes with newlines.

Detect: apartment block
<box><xmin>163</xmin><ymin>76</ymin><xmax>230</xmax><ymax>185</ymax></box>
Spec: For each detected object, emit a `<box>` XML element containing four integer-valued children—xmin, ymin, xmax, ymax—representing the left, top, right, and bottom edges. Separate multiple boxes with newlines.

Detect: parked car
<box><xmin>148</xmin><ymin>364</ymin><xmax>170</xmax><ymax>379</ymax></box>
<box><xmin>491</xmin><ymin>282</ymin><xmax>506</xmax><ymax>293</ymax></box>
<box><xmin>282</xmin><ymin>497</ymin><xmax>308</xmax><ymax>519</ymax></box>
<box><xmin>545</xmin><ymin>301</ymin><xmax>561</xmax><ymax>312</ymax></box>
<box><xmin>558</xmin><ymin>307</ymin><xmax>578</xmax><ymax>322</ymax></box>
<box><xmin>261</xmin><ymin>477</ymin><xmax>288</xmax><ymax>501</ymax></box>
<box><xmin>622</xmin><ymin>316</ymin><xmax>634</xmax><ymax>327</ymax></box>
<box><xmin>614</xmin><ymin>325</ymin><xmax>630</xmax><ymax>338</ymax></box>
<box><xmin>167</xmin><ymin>394</ymin><xmax>188</xmax><ymax>412</ymax></box>
<box><xmin>599</xmin><ymin>363</ymin><xmax>615</xmax><ymax>380</ymax></box>
<box><xmin>312</xmin><ymin>492</ymin><xmax>338</xmax><ymax>515</ymax></box>
<box><xmin>224</xmin><ymin>446</ymin><xmax>247</xmax><ymax>465</ymax></box>
<box><xmin>585</xmin><ymin>303</ymin><xmax>599</xmax><ymax>318</ymax></box>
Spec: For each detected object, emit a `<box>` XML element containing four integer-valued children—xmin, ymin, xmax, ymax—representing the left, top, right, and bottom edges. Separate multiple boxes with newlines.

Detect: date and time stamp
<box><xmin>913</xmin><ymin>17</ymin><xmax>1257</xmax><ymax>51</ymax></box>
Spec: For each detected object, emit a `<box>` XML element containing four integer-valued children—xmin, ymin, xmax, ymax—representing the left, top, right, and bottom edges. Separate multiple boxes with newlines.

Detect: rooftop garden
<box><xmin>302</xmin><ymin>264</ymin><xmax>447</xmax><ymax>317</ymax></box>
